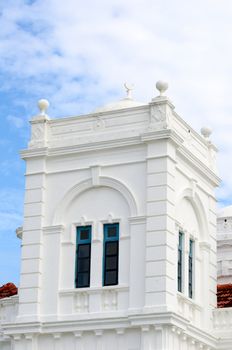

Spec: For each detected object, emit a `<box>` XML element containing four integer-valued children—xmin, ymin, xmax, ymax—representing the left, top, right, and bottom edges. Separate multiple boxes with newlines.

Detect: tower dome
<box><xmin>94</xmin><ymin>83</ymin><xmax>145</xmax><ymax>112</ymax></box>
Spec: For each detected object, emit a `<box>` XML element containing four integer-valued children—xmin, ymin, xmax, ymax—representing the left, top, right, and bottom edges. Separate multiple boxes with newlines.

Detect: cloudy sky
<box><xmin>1</xmin><ymin>0</ymin><xmax>232</xmax><ymax>285</ymax></box>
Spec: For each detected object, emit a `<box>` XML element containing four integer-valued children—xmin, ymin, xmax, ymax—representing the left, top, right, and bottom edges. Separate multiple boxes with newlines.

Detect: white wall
<box><xmin>1</xmin><ymin>92</ymin><xmax>222</xmax><ymax>349</ymax></box>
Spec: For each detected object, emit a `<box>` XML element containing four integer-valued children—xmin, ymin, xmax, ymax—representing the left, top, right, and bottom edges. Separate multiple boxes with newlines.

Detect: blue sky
<box><xmin>1</xmin><ymin>0</ymin><xmax>232</xmax><ymax>285</ymax></box>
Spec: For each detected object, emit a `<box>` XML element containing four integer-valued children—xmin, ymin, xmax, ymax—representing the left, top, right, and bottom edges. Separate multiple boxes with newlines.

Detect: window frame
<box><xmin>188</xmin><ymin>238</ymin><xmax>194</xmax><ymax>299</ymax></box>
<box><xmin>103</xmin><ymin>223</ymin><xmax>119</xmax><ymax>287</ymax></box>
<box><xmin>75</xmin><ymin>225</ymin><xmax>92</xmax><ymax>289</ymax></box>
<box><xmin>177</xmin><ymin>231</ymin><xmax>184</xmax><ymax>293</ymax></box>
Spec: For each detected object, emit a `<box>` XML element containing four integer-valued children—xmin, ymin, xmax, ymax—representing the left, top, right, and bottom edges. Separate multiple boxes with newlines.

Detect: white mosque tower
<box><xmin>0</xmin><ymin>81</ymin><xmax>232</xmax><ymax>349</ymax></box>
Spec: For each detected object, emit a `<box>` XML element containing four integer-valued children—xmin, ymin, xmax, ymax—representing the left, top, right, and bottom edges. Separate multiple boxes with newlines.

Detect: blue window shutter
<box><xmin>75</xmin><ymin>226</ymin><xmax>92</xmax><ymax>288</ymax></box>
<box><xmin>188</xmin><ymin>239</ymin><xmax>194</xmax><ymax>298</ymax></box>
<box><xmin>103</xmin><ymin>223</ymin><xmax>119</xmax><ymax>286</ymax></box>
<box><xmin>178</xmin><ymin>232</ymin><xmax>183</xmax><ymax>293</ymax></box>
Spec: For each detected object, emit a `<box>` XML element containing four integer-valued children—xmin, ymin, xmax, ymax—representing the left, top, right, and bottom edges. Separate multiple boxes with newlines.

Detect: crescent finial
<box><xmin>124</xmin><ymin>83</ymin><xmax>134</xmax><ymax>99</ymax></box>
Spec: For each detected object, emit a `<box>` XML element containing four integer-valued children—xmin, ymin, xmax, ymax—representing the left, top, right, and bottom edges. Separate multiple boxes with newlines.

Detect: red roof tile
<box><xmin>0</xmin><ymin>283</ymin><xmax>18</xmax><ymax>299</ymax></box>
<box><xmin>217</xmin><ymin>284</ymin><xmax>232</xmax><ymax>308</ymax></box>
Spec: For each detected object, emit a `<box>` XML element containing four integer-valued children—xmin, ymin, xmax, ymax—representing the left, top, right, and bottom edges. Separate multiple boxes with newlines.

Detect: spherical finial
<box><xmin>156</xmin><ymin>80</ymin><xmax>168</xmax><ymax>96</ymax></box>
<box><xmin>200</xmin><ymin>126</ymin><xmax>212</xmax><ymax>139</ymax></box>
<box><xmin>38</xmin><ymin>99</ymin><xmax>49</xmax><ymax>115</ymax></box>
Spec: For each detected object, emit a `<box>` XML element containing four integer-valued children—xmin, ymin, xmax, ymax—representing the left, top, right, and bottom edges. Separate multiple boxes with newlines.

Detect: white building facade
<box><xmin>217</xmin><ymin>206</ymin><xmax>232</xmax><ymax>284</ymax></box>
<box><xmin>0</xmin><ymin>82</ymin><xmax>232</xmax><ymax>349</ymax></box>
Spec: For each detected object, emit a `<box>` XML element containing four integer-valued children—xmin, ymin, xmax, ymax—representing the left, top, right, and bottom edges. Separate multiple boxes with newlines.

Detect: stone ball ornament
<box><xmin>38</xmin><ymin>99</ymin><xmax>50</xmax><ymax>115</ymax></box>
<box><xmin>200</xmin><ymin>126</ymin><xmax>212</xmax><ymax>139</ymax></box>
<box><xmin>156</xmin><ymin>80</ymin><xmax>169</xmax><ymax>96</ymax></box>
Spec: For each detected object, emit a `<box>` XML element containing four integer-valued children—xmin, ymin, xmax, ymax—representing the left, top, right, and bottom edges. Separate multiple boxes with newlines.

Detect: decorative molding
<box><xmin>93</xmin><ymin>117</ymin><xmax>105</xmax><ymax>131</ymax></box>
<box><xmin>12</xmin><ymin>334</ymin><xmax>22</xmax><ymax>341</ymax></box>
<box><xmin>102</xmin><ymin>289</ymin><xmax>117</xmax><ymax>311</ymax></box>
<box><xmin>190</xmin><ymin>179</ymin><xmax>197</xmax><ymax>199</ymax></box>
<box><xmin>75</xmin><ymin>292</ymin><xmax>89</xmax><ymax>313</ymax></box>
<box><xmin>73</xmin><ymin>331</ymin><xmax>83</xmax><ymax>338</ymax></box>
<box><xmin>141</xmin><ymin>325</ymin><xmax>150</xmax><ymax>332</ymax></box>
<box><xmin>217</xmin><ymin>239</ymin><xmax>232</xmax><ymax>248</ymax></box>
<box><xmin>177</xmin><ymin>292</ymin><xmax>202</xmax><ymax>311</ymax></box>
<box><xmin>43</xmin><ymin>225</ymin><xmax>65</xmax><ymax>235</ymax></box>
<box><xmin>94</xmin><ymin>330</ymin><xmax>103</xmax><ymax>336</ymax></box>
<box><xmin>20</xmin><ymin>147</ymin><xmax>48</xmax><ymax>160</ymax></box>
<box><xmin>141</xmin><ymin>129</ymin><xmax>183</xmax><ymax>148</ymax></box>
<box><xmin>53</xmin><ymin>176</ymin><xmax>139</xmax><ymax>224</ymax></box>
<box><xmin>91</xmin><ymin>165</ymin><xmax>101</xmax><ymax>186</ymax></box>
<box><xmin>199</xmin><ymin>241</ymin><xmax>211</xmax><ymax>252</ymax></box>
<box><xmin>2</xmin><ymin>312</ymin><xmax>217</xmax><ymax>347</ymax></box>
<box><xmin>176</xmin><ymin>188</ymin><xmax>209</xmax><ymax>241</ymax></box>
<box><xmin>128</xmin><ymin>216</ymin><xmax>146</xmax><ymax>225</ymax></box>
<box><xmin>21</xmin><ymin>135</ymin><xmax>142</xmax><ymax>159</ymax></box>
<box><xmin>53</xmin><ymin>333</ymin><xmax>61</xmax><ymax>339</ymax></box>
<box><xmin>80</xmin><ymin>216</ymin><xmax>87</xmax><ymax>226</ymax></box>
<box><xmin>59</xmin><ymin>285</ymin><xmax>129</xmax><ymax>296</ymax></box>
<box><xmin>148</xmin><ymin>101</ymin><xmax>173</xmax><ymax>130</ymax></box>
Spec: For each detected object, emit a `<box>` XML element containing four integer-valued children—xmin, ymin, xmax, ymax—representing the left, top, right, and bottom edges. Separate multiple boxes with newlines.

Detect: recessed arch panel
<box><xmin>53</xmin><ymin>176</ymin><xmax>138</xmax><ymax>225</ymax></box>
<box><xmin>176</xmin><ymin>188</ymin><xmax>209</xmax><ymax>240</ymax></box>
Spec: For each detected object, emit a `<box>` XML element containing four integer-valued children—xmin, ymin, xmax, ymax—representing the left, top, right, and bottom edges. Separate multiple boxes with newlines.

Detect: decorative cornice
<box><xmin>48</xmin><ymin>104</ymin><xmax>149</xmax><ymax>125</ymax></box>
<box><xmin>20</xmin><ymin>147</ymin><xmax>48</xmax><ymax>159</ymax></box>
<box><xmin>173</xmin><ymin>110</ymin><xmax>218</xmax><ymax>152</ymax></box>
<box><xmin>50</xmin><ymin>136</ymin><xmax>142</xmax><ymax>156</ymax></box>
<box><xmin>149</xmin><ymin>96</ymin><xmax>175</xmax><ymax>109</ymax></box>
<box><xmin>177</xmin><ymin>146</ymin><xmax>221</xmax><ymax>187</ymax></box>
<box><xmin>21</xmin><ymin>130</ymin><xmax>182</xmax><ymax>160</ymax></box>
<box><xmin>21</xmin><ymin>136</ymin><xmax>144</xmax><ymax>160</ymax></box>
<box><xmin>141</xmin><ymin>129</ymin><xmax>183</xmax><ymax>147</ymax></box>
<box><xmin>2</xmin><ymin>312</ymin><xmax>217</xmax><ymax>347</ymax></box>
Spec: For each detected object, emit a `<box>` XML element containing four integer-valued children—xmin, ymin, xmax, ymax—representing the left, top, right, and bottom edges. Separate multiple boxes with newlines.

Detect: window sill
<box><xmin>177</xmin><ymin>291</ymin><xmax>202</xmax><ymax>310</ymax></box>
<box><xmin>60</xmin><ymin>284</ymin><xmax>129</xmax><ymax>295</ymax></box>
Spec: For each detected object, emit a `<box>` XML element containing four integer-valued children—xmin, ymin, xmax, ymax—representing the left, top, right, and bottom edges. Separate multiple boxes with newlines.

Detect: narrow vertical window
<box><xmin>189</xmin><ymin>239</ymin><xmax>194</xmax><ymax>298</ymax></box>
<box><xmin>178</xmin><ymin>232</ymin><xmax>183</xmax><ymax>292</ymax></box>
<box><xmin>75</xmin><ymin>226</ymin><xmax>92</xmax><ymax>288</ymax></box>
<box><xmin>103</xmin><ymin>223</ymin><xmax>119</xmax><ymax>286</ymax></box>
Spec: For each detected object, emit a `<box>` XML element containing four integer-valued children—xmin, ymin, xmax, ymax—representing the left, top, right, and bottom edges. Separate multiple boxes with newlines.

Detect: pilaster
<box><xmin>128</xmin><ymin>216</ymin><xmax>146</xmax><ymax>310</ymax></box>
<box><xmin>200</xmin><ymin>241</ymin><xmax>211</xmax><ymax>330</ymax></box>
<box><xmin>141</xmin><ymin>325</ymin><xmax>152</xmax><ymax>350</ymax></box>
<box><xmin>116</xmin><ymin>329</ymin><xmax>125</xmax><ymax>350</ymax></box>
<box><xmin>41</xmin><ymin>225</ymin><xmax>64</xmax><ymax>317</ymax></box>
<box><xmin>74</xmin><ymin>331</ymin><xmax>83</xmax><ymax>350</ymax></box>
<box><xmin>95</xmin><ymin>330</ymin><xmax>103</xmax><ymax>350</ymax></box>
<box><xmin>144</xmin><ymin>134</ymin><xmax>177</xmax><ymax>310</ymax></box>
<box><xmin>25</xmin><ymin>334</ymin><xmax>38</xmax><ymax>350</ymax></box>
<box><xmin>18</xmin><ymin>158</ymin><xmax>47</xmax><ymax>320</ymax></box>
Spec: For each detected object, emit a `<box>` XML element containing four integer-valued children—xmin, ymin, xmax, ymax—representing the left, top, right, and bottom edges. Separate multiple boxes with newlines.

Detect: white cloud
<box><xmin>7</xmin><ymin>115</ymin><xmax>24</xmax><ymax>128</ymax></box>
<box><xmin>0</xmin><ymin>0</ymin><xmax>232</xmax><ymax>205</ymax></box>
